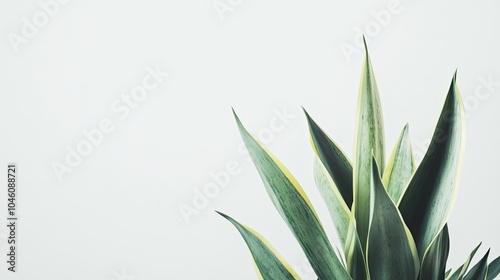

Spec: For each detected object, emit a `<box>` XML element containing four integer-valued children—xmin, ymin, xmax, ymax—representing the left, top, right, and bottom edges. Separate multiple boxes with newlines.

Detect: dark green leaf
<box><xmin>463</xmin><ymin>249</ymin><xmax>490</xmax><ymax>280</ymax></box>
<box><xmin>304</xmin><ymin>109</ymin><xmax>353</xmax><ymax>208</ymax></box>
<box><xmin>353</xmin><ymin>39</ymin><xmax>386</xmax><ymax>250</ymax></box>
<box><xmin>234</xmin><ymin>111</ymin><xmax>351</xmax><ymax>280</ymax></box>
<box><xmin>420</xmin><ymin>224</ymin><xmax>450</xmax><ymax>280</ymax></box>
<box><xmin>399</xmin><ymin>73</ymin><xmax>465</xmax><ymax>258</ymax></box>
<box><xmin>217</xmin><ymin>211</ymin><xmax>300</xmax><ymax>280</ymax></box>
<box><xmin>383</xmin><ymin>124</ymin><xmax>415</xmax><ymax>203</ymax></box>
<box><xmin>367</xmin><ymin>158</ymin><xmax>419</xmax><ymax>280</ymax></box>
<box><xmin>486</xmin><ymin>255</ymin><xmax>500</xmax><ymax>280</ymax></box>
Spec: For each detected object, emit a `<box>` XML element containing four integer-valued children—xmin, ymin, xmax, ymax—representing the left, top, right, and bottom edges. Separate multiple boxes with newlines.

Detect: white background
<box><xmin>0</xmin><ymin>0</ymin><xmax>499</xmax><ymax>279</ymax></box>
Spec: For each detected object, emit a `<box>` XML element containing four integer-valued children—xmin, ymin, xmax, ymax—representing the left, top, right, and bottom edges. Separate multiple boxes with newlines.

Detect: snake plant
<box><xmin>217</xmin><ymin>41</ymin><xmax>500</xmax><ymax>280</ymax></box>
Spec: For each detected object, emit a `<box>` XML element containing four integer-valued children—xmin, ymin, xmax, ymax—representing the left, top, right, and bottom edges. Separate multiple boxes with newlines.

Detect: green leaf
<box><xmin>216</xmin><ymin>211</ymin><xmax>300</xmax><ymax>280</ymax></box>
<box><xmin>353</xmin><ymin>39</ymin><xmax>386</xmax><ymax>250</ymax></box>
<box><xmin>304</xmin><ymin>109</ymin><xmax>353</xmax><ymax>208</ymax></box>
<box><xmin>420</xmin><ymin>224</ymin><xmax>450</xmax><ymax>280</ymax></box>
<box><xmin>345</xmin><ymin>212</ymin><xmax>369</xmax><ymax>280</ymax></box>
<box><xmin>447</xmin><ymin>243</ymin><xmax>482</xmax><ymax>280</ymax></box>
<box><xmin>486</xmin><ymin>255</ymin><xmax>500</xmax><ymax>280</ymax></box>
<box><xmin>367</xmin><ymin>158</ymin><xmax>419</xmax><ymax>280</ymax></box>
<box><xmin>234</xmin><ymin>111</ymin><xmax>351</xmax><ymax>280</ymax></box>
<box><xmin>399</xmin><ymin>73</ymin><xmax>466</xmax><ymax>258</ymax></box>
<box><xmin>463</xmin><ymin>249</ymin><xmax>490</xmax><ymax>280</ymax></box>
<box><xmin>383</xmin><ymin>124</ymin><xmax>415</xmax><ymax>203</ymax></box>
<box><xmin>313</xmin><ymin>157</ymin><xmax>351</xmax><ymax>247</ymax></box>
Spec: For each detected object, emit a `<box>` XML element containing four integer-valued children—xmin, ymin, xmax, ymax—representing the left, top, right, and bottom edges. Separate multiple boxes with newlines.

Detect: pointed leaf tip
<box><xmin>398</xmin><ymin>72</ymin><xmax>465</xmax><ymax>258</ymax></box>
<box><xmin>215</xmin><ymin>210</ymin><xmax>225</xmax><ymax>217</ymax></box>
<box><xmin>302</xmin><ymin>107</ymin><xmax>310</xmax><ymax>118</ymax></box>
<box><xmin>383</xmin><ymin>123</ymin><xmax>414</xmax><ymax>203</ymax></box>
<box><xmin>232</xmin><ymin>107</ymin><xmax>239</xmax><ymax>119</ymax></box>
<box><xmin>362</xmin><ymin>35</ymin><xmax>368</xmax><ymax>55</ymax></box>
<box><xmin>235</xmin><ymin>113</ymin><xmax>351</xmax><ymax>279</ymax></box>
<box><xmin>218</xmin><ymin>212</ymin><xmax>301</xmax><ymax>280</ymax></box>
<box><xmin>353</xmin><ymin>46</ymin><xmax>385</xmax><ymax>250</ymax></box>
<box><xmin>306</xmin><ymin>111</ymin><xmax>354</xmax><ymax>210</ymax></box>
<box><xmin>371</xmin><ymin>155</ymin><xmax>379</xmax><ymax>174</ymax></box>
<box><xmin>367</xmin><ymin>156</ymin><xmax>419</xmax><ymax>280</ymax></box>
<box><xmin>463</xmin><ymin>249</ymin><xmax>490</xmax><ymax>280</ymax></box>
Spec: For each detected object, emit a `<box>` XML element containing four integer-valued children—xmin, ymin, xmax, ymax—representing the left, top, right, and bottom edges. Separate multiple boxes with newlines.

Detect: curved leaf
<box><xmin>217</xmin><ymin>211</ymin><xmax>300</xmax><ymax>280</ymax></box>
<box><xmin>345</xmin><ymin>212</ymin><xmax>369</xmax><ymax>280</ymax></box>
<box><xmin>353</xmin><ymin>39</ymin><xmax>386</xmax><ymax>250</ymax></box>
<box><xmin>399</xmin><ymin>73</ymin><xmax>466</xmax><ymax>258</ymax></box>
<box><xmin>486</xmin><ymin>255</ymin><xmax>500</xmax><ymax>280</ymax></box>
<box><xmin>447</xmin><ymin>243</ymin><xmax>482</xmax><ymax>280</ymax></box>
<box><xmin>234</xmin><ymin>111</ymin><xmax>351</xmax><ymax>280</ymax></box>
<box><xmin>313</xmin><ymin>157</ymin><xmax>350</xmax><ymax>247</ymax></box>
<box><xmin>367</xmin><ymin>158</ymin><xmax>419</xmax><ymax>280</ymax></box>
<box><xmin>463</xmin><ymin>249</ymin><xmax>490</xmax><ymax>280</ymax></box>
<box><xmin>304</xmin><ymin>109</ymin><xmax>353</xmax><ymax>208</ymax></box>
<box><xmin>420</xmin><ymin>224</ymin><xmax>450</xmax><ymax>280</ymax></box>
<box><xmin>383</xmin><ymin>124</ymin><xmax>415</xmax><ymax>203</ymax></box>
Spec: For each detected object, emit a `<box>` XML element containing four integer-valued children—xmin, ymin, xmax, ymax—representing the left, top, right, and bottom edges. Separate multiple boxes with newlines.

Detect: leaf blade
<box><xmin>447</xmin><ymin>243</ymin><xmax>482</xmax><ymax>280</ymax></box>
<box><xmin>234</xmin><ymin>111</ymin><xmax>351</xmax><ymax>280</ymax></box>
<box><xmin>399</xmin><ymin>73</ymin><xmax>466</xmax><ymax>258</ymax></box>
<box><xmin>217</xmin><ymin>212</ymin><xmax>300</xmax><ymax>280</ymax></box>
<box><xmin>486</xmin><ymin>255</ymin><xmax>500</xmax><ymax>280</ymax></box>
<box><xmin>367</xmin><ymin>158</ymin><xmax>419</xmax><ymax>280</ymax></box>
<box><xmin>313</xmin><ymin>157</ymin><xmax>351</xmax><ymax>247</ymax></box>
<box><xmin>345</xmin><ymin>212</ymin><xmax>369</xmax><ymax>280</ymax></box>
<box><xmin>305</xmin><ymin>109</ymin><xmax>353</xmax><ymax>208</ymax></box>
<box><xmin>353</xmin><ymin>40</ymin><xmax>386</xmax><ymax>250</ymax></box>
<box><xmin>420</xmin><ymin>224</ymin><xmax>450</xmax><ymax>280</ymax></box>
<box><xmin>383</xmin><ymin>124</ymin><xmax>415</xmax><ymax>203</ymax></box>
<box><xmin>463</xmin><ymin>249</ymin><xmax>490</xmax><ymax>280</ymax></box>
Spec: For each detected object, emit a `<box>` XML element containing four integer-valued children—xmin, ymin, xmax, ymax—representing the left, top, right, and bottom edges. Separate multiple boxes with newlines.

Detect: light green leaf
<box><xmin>345</xmin><ymin>212</ymin><xmax>369</xmax><ymax>280</ymax></box>
<box><xmin>383</xmin><ymin>124</ymin><xmax>415</xmax><ymax>203</ymax></box>
<box><xmin>399</xmin><ymin>73</ymin><xmax>466</xmax><ymax>258</ymax></box>
<box><xmin>447</xmin><ymin>243</ymin><xmax>482</xmax><ymax>280</ymax></box>
<box><xmin>353</xmin><ymin>39</ymin><xmax>385</xmax><ymax>250</ymax></box>
<box><xmin>463</xmin><ymin>249</ymin><xmax>490</xmax><ymax>280</ymax></box>
<box><xmin>217</xmin><ymin>211</ymin><xmax>300</xmax><ymax>280</ymax></box>
<box><xmin>367</xmin><ymin>158</ymin><xmax>419</xmax><ymax>280</ymax></box>
<box><xmin>313</xmin><ymin>157</ymin><xmax>350</xmax><ymax>247</ymax></box>
<box><xmin>234</xmin><ymin>111</ymin><xmax>351</xmax><ymax>280</ymax></box>
<box><xmin>486</xmin><ymin>255</ymin><xmax>500</xmax><ymax>280</ymax></box>
<box><xmin>304</xmin><ymin>109</ymin><xmax>353</xmax><ymax>208</ymax></box>
<box><xmin>335</xmin><ymin>245</ymin><xmax>347</xmax><ymax>268</ymax></box>
<box><xmin>420</xmin><ymin>224</ymin><xmax>450</xmax><ymax>280</ymax></box>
